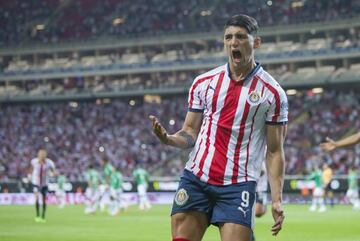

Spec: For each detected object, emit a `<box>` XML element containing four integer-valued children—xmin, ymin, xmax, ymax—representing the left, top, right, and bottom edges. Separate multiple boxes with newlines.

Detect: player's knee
<box><xmin>171</xmin><ymin>213</ymin><xmax>187</xmax><ymax>228</ymax></box>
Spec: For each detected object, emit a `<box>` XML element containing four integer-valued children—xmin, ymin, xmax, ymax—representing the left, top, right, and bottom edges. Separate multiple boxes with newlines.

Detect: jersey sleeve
<box><xmin>187</xmin><ymin>76</ymin><xmax>205</xmax><ymax>112</ymax></box>
<box><xmin>265</xmin><ymin>86</ymin><xmax>288</xmax><ymax>125</ymax></box>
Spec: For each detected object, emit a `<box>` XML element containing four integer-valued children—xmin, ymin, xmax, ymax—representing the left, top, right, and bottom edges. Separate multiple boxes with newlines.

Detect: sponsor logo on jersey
<box><xmin>174</xmin><ymin>188</ymin><xmax>189</xmax><ymax>206</ymax></box>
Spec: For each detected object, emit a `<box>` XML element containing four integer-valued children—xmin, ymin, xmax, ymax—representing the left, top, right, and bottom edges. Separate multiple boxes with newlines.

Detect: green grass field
<box><xmin>0</xmin><ymin>204</ymin><xmax>359</xmax><ymax>241</ymax></box>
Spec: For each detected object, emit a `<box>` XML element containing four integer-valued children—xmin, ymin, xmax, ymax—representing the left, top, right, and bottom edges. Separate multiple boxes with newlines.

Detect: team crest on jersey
<box><xmin>175</xmin><ymin>188</ymin><xmax>189</xmax><ymax>206</ymax></box>
<box><xmin>247</xmin><ymin>90</ymin><xmax>262</xmax><ymax>105</ymax></box>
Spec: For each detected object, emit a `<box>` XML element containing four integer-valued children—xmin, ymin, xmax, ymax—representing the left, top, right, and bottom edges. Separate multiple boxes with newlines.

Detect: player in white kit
<box><xmin>30</xmin><ymin>149</ymin><xmax>56</xmax><ymax>223</ymax></box>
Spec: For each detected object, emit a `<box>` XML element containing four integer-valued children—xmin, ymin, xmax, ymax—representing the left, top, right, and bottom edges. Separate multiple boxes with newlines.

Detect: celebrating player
<box><xmin>150</xmin><ymin>14</ymin><xmax>288</xmax><ymax>241</ymax></box>
<box><xmin>30</xmin><ymin>148</ymin><xmax>56</xmax><ymax>223</ymax></box>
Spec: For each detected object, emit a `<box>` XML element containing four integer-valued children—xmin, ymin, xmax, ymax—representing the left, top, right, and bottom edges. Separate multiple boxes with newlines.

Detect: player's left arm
<box><xmin>266</xmin><ymin>123</ymin><xmax>287</xmax><ymax>236</ymax></box>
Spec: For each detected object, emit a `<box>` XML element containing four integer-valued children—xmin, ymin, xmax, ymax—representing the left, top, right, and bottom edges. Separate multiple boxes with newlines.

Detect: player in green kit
<box><xmin>108</xmin><ymin>168</ymin><xmax>127</xmax><ymax>216</ymax></box>
<box><xmin>84</xmin><ymin>164</ymin><xmax>100</xmax><ymax>214</ymax></box>
<box><xmin>100</xmin><ymin>157</ymin><xmax>114</xmax><ymax>212</ymax></box>
<box><xmin>56</xmin><ymin>174</ymin><xmax>66</xmax><ymax>209</ymax></box>
<box><xmin>308</xmin><ymin>166</ymin><xmax>326</xmax><ymax>212</ymax></box>
<box><xmin>133</xmin><ymin>166</ymin><xmax>151</xmax><ymax>210</ymax></box>
<box><xmin>346</xmin><ymin>167</ymin><xmax>360</xmax><ymax>210</ymax></box>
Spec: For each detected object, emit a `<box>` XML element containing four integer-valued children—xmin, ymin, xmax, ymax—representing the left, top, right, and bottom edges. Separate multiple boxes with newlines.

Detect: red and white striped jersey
<box><xmin>31</xmin><ymin>158</ymin><xmax>55</xmax><ymax>186</ymax></box>
<box><xmin>185</xmin><ymin>63</ymin><xmax>288</xmax><ymax>186</ymax></box>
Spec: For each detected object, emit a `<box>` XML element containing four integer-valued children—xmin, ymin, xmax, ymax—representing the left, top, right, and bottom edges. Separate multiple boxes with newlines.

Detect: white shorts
<box><xmin>313</xmin><ymin>187</ymin><xmax>324</xmax><ymax>197</ymax></box>
<box><xmin>56</xmin><ymin>189</ymin><xmax>65</xmax><ymax>197</ymax></box>
<box><xmin>137</xmin><ymin>184</ymin><xmax>148</xmax><ymax>196</ymax></box>
<box><xmin>85</xmin><ymin>187</ymin><xmax>100</xmax><ymax>200</ymax></box>
<box><xmin>110</xmin><ymin>188</ymin><xmax>123</xmax><ymax>199</ymax></box>
<box><xmin>346</xmin><ymin>189</ymin><xmax>359</xmax><ymax>199</ymax></box>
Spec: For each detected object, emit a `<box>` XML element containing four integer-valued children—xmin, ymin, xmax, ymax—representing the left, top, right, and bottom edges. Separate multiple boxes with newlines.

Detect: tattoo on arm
<box><xmin>178</xmin><ymin>130</ymin><xmax>195</xmax><ymax>148</ymax></box>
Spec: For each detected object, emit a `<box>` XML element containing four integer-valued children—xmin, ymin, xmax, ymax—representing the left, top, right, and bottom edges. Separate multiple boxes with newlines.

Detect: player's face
<box><xmin>224</xmin><ymin>26</ymin><xmax>260</xmax><ymax>68</ymax></box>
<box><xmin>38</xmin><ymin>150</ymin><xmax>47</xmax><ymax>161</ymax></box>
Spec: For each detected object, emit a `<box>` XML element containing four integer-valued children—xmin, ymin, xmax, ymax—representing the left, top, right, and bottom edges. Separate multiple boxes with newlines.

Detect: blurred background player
<box><xmin>108</xmin><ymin>167</ymin><xmax>127</xmax><ymax>216</ymax></box>
<box><xmin>320</xmin><ymin>132</ymin><xmax>360</xmax><ymax>209</ymax></box>
<box><xmin>99</xmin><ymin>157</ymin><xmax>114</xmax><ymax>212</ymax></box>
<box><xmin>346</xmin><ymin>166</ymin><xmax>360</xmax><ymax>211</ymax></box>
<box><xmin>308</xmin><ymin>166</ymin><xmax>326</xmax><ymax>212</ymax></box>
<box><xmin>84</xmin><ymin>164</ymin><xmax>100</xmax><ymax>214</ymax></box>
<box><xmin>322</xmin><ymin>163</ymin><xmax>334</xmax><ymax>208</ymax></box>
<box><xmin>56</xmin><ymin>173</ymin><xmax>67</xmax><ymax>209</ymax></box>
<box><xmin>30</xmin><ymin>149</ymin><xmax>56</xmax><ymax>223</ymax></box>
<box><xmin>133</xmin><ymin>166</ymin><xmax>151</xmax><ymax>211</ymax></box>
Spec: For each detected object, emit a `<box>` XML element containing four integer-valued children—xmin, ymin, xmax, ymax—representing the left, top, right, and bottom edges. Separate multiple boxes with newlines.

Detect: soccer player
<box><xmin>150</xmin><ymin>14</ymin><xmax>288</xmax><ymax>241</ymax></box>
<box><xmin>308</xmin><ymin>166</ymin><xmax>326</xmax><ymax>212</ymax></box>
<box><xmin>322</xmin><ymin>163</ymin><xmax>334</xmax><ymax>207</ymax></box>
<box><xmin>56</xmin><ymin>173</ymin><xmax>67</xmax><ymax>209</ymax></box>
<box><xmin>108</xmin><ymin>168</ymin><xmax>126</xmax><ymax>216</ymax></box>
<box><xmin>84</xmin><ymin>164</ymin><xmax>100</xmax><ymax>214</ymax></box>
<box><xmin>320</xmin><ymin>132</ymin><xmax>360</xmax><ymax>152</ymax></box>
<box><xmin>346</xmin><ymin>167</ymin><xmax>360</xmax><ymax>210</ymax></box>
<box><xmin>30</xmin><ymin>149</ymin><xmax>56</xmax><ymax>223</ymax></box>
<box><xmin>133</xmin><ymin>166</ymin><xmax>151</xmax><ymax>210</ymax></box>
<box><xmin>99</xmin><ymin>157</ymin><xmax>114</xmax><ymax>212</ymax></box>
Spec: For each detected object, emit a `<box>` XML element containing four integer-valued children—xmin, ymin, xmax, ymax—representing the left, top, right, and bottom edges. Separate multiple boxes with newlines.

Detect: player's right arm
<box><xmin>149</xmin><ymin>111</ymin><xmax>203</xmax><ymax>149</ymax></box>
<box><xmin>320</xmin><ymin>132</ymin><xmax>360</xmax><ymax>152</ymax></box>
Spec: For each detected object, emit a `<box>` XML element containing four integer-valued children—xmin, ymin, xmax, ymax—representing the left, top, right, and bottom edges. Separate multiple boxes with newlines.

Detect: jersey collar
<box><xmin>226</xmin><ymin>62</ymin><xmax>262</xmax><ymax>84</ymax></box>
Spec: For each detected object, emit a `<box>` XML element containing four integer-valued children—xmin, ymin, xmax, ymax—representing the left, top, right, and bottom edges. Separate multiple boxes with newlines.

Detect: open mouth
<box><xmin>232</xmin><ymin>50</ymin><xmax>242</xmax><ymax>62</ymax></box>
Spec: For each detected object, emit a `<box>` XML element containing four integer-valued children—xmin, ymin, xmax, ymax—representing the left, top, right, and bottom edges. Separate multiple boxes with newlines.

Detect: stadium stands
<box><xmin>0</xmin><ymin>89</ymin><xmax>359</xmax><ymax>181</ymax></box>
<box><xmin>1</xmin><ymin>0</ymin><xmax>359</xmax><ymax>45</ymax></box>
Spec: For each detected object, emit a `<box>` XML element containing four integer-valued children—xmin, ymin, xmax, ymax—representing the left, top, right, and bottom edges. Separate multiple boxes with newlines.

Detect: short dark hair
<box><xmin>224</xmin><ymin>14</ymin><xmax>258</xmax><ymax>35</ymax></box>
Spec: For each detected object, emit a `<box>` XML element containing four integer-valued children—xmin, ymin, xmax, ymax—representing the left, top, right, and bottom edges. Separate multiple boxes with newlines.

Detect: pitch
<box><xmin>0</xmin><ymin>204</ymin><xmax>359</xmax><ymax>241</ymax></box>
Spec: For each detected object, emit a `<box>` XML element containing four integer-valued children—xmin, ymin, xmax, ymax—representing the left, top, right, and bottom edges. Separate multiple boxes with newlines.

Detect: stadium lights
<box><xmin>291</xmin><ymin>1</ymin><xmax>304</xmax><ymax>8</ymax></box>
<box><xmin>286</xmin><ymin>89</ymin><xmax>297</xmax><ymax>95</ymax></box>
<box><xmin>129</xmin><ymin>100</ymin><xmax>136</xmax><ymax>106</ymax></box>
<box><xmin>35</xmin><ymin>24</ymin><xmax>45</xmax><ymax>31</ymax></box>
<box><xmin>200</xmin><ymin>10</ymin><xmax>212</xmax><ymax>16</ymax></box>
<box><xmin>103</xmin><ymin>98</ymin><xmax>111</xmax><ymax>104</ymax></box>
<box><xmin>99</xmin><ymin>146</ymin><xmax>105</xmax><ymax>152</ymax></box>
<box><xmin>69</xmin><ymin>101</ymin><xmax>78</xmax><ymax>108</ymax></box>
<box><xmin>267</xmin><ymin>0</ymin><xmax>273</xmax><ymax>6</ymax></box>
<box><xmin>113</xmin><ymin>17</ymin><xmax>125</xmax><ymax>26</ymax></box>
<box><xmin>169</xmin><ymin>119</ymin><xmax>175</xmax><ymax>126</ymax></box>
<box><xmin>312</xmin><ymin>87</ymin><xmax>324</xmax><ymax>94</ymax></box>
<box><xmin>44</xmin><ymin>137</ymin><xmax>49</xmax><ymax>142</ymax></box>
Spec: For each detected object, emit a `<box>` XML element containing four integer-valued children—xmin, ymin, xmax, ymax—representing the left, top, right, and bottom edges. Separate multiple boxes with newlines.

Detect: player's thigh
<box><xmin>211</xmin><ymin>181</ymin><xmax>256</xmax><ymax>229</ymax></box>
<box><xmin>33</xmin><ymin>185</ymin><xmax>40</xmax><ymax>199</ymax></box>
<box><xmin>219</xmin><ymin>222</ymin><xmax>252</xmax><ymax>241</ymax></box>
<box><xmin>171</xmin><ymin>211</ymin><xmax>208</xmax><ymax>241</ymax></box>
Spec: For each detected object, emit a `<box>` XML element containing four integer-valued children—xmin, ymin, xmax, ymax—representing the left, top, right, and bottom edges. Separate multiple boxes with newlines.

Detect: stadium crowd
<box><xmin>0</xmin><ymin>89</ymin><xmax>358</xmax><ymax>181</ymax></box>
<box><xmin>0</xmin><ymin>0</ymin><xmax>358</xmax><ymax>45</ymax></box>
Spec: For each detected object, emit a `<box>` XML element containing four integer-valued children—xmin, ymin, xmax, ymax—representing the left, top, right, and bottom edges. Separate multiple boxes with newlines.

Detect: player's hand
<box><xmin>320</xmin><ymin>137</ymin><xmax>337</xmax><ymax>152</ymax></box>
<box><xmin>271</xmin><ymin>201</ymin><xmax>285</xmax><ymax>236</ymax></box>
<box><xmin>149</xmin><ymin>115</ymin><xmax>169</xmax><ymax>144</ymax></box>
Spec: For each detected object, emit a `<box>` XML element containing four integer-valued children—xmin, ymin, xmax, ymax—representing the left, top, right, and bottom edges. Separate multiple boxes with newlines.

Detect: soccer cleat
<box><xmin>34</xmin><ymin>217</ymin><xmax>41</xmax><ymax>223</ymax></box>
<box><xmin>39</xmin><ymin>218</ymin><xmax>46</xmax><ymax>223</ymax></box>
